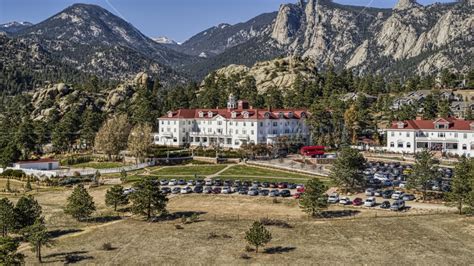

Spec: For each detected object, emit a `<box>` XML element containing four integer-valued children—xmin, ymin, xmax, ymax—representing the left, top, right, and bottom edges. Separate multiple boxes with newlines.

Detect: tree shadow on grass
<box><xmin>264</xmin><ymin>246</ymin><xmax>296</xmax><ymax>254</ymax></box>
<box><xmin>317</xmin><ymin>210</ymin><xmax>360</xmax><ymax>219</ymax></box>
<box><xmin>43</xmin><ymin>251</ymin><xmax>94</xmax><ymax>264</ymax></box>
<box><xmin>48</xmin><ymin>229</ymin><xmax>83</xmax><ymax>239</ymax></box>
<box><xmin>152</xmin><ymin>211</ymin><xmax>207</xmax><ymax>222</ymax></box>
<box><xmin>85</xmin><ymin>215</ymin><xmax>122</xmax><ymax>223</ymax></box>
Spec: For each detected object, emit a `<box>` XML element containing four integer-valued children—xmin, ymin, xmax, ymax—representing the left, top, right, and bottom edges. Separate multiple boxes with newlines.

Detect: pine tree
<box><xmin>445</xmin><ymin>157</ymin><xmax>473</xmax><ymax>214</ymax></box>
<box><xmin>245</xmin><ymin>221</ymin><xmax>272</xmax><ymax>253</ymax></box>
<box><xmin>130</xmin><ymin>178</ymin><xmax>168</xmax><ymax>220</ymax></box>
<box><xmin>329</xmin><ymin>147</ymin><xmax>366</xmax><ymax>191</ymax></box>
<box><xmin>5</xmin><ymin>179</ymin><xmax>11</xmax><ymax>193</ymax></box>
<box><xmin>408</xmin><ymin>150</ymin><xmax>439</xmax><ymax>201</ymax></box>
<box><xmin>25</xmin><ymin>177</ymin><xmax>32</xmax><ymax>191</ymax></box>
<box><xmin>64</xmin><ymin>185</ymin><xmax>96</xmax><ymax>221</ymax></box>
<box><xmin>23</xmin><ymin>218</ymin><xmax>54</xmax><ymax>263</ymax></box>
<box><xmin>0</xmin><ymin>236</ymin><xmax>24</xmax><ymax>265</ymax></box>
<box><xmin>299</xmin><ymin>179</ymin><xmax>329</xmax><ymax>216</ymax></box>
<box><xmin>105</xmin><ymin>185</ymin><xmax>129</xmax><ymax>211</ymax></box>
<box><xmin>0</xmin><ymin>198</ymin><xmax>15</xmax><ymax>237</ymax></box>
<box><xmin>13</xmin><ymin>195</ymin><xmax>42</xmax><ymax>230</ymax></box>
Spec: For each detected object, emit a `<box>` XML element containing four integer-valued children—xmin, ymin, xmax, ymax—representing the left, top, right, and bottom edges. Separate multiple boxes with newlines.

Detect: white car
<box><xmin>169</xmin><ymin>179</ymin><xmax>177</xmax><ymax>186</ymax></box>
<box><xmin>180</xmin><ymin>186</ymin><xmax>192</xmax><ymax>194</ymax></box>
<box><xmin>123</xmin><ymin>188</ymin><xmax>135</xmax><ymax>195</ymax></box>
<box><xmin>364</xmin><ymin>197</ymin><xmax>376</xmax><ymax>207</ymax></box>
<box><xmin>374</xmin><ymin>173</ymin><xmax>389</xmax><ymax>181</ymax></box>
<box><xmin>187</xmin><ymin>180</ymin><xmax>195</xmax><ymax>186</ymax></box>
<box><xmin>391</xmin><ymin>191</ymin><xmax>404</xmax><ymax>200</ymax></box>
<box><xmin>205</xmin><ymin>180</ymin><xmax>213</xmax><ymax>186</ymax></box>
<box><xmin>222</xmin><ymin>186</ymin><xmax>233</xmax><ymax>194</ymax></box>
<box><xmin>365</xmin><ymin>188</ymin><xmax>375</xmax><ymax>196</ymax></box>
<box><xmin>339</xmin><ymin>197</ymin><xmax>351</xmax><ymax>205</ymax></box>
<box><xmin>327</xmin><ymin>193</ymin><xmax>339</xmax><ymax>203</ymax></box>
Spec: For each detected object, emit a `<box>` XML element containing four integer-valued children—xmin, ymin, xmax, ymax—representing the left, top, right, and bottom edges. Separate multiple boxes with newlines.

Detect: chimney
<box><xmin>415</xmin><ymin>116</ymin><xmax>423</xmax><ymax>120</ymax></box>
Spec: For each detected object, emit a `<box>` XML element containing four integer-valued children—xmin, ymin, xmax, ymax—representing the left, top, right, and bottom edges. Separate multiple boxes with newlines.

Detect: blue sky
<box><xmin>0</xmin><ymin>0</ymin><xmax>455</xmax><ymax>42</ymax></box>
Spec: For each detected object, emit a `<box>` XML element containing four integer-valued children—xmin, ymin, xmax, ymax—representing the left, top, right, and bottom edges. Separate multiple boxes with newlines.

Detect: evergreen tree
<box><xmin>105</xmin><ymin>185</ymin><xmax>129</xmax><ymax>211</ymax></box>
<box><xmin>23</xmin><ymin>218</ymin><xmax>54</xmax><ymax>263</ymax></box>
<box><xmin>264</xmin><ymin>86</ymin><xmax>284</xmax><ymax>109</ymax></box>
<box><xmin>64</xmin><ymin>185</ymin><xmax>96</xmax><ymax>221</ymax></box>
<box><xmin>299</xmin><ymin>178</ymin><xmax>329</xmax><ymax>216</ymax></box>
<box><xmin>245</xmin><ymin>221</ymin><xmax>272</xmax><ymax>253</ymax></box>
<box><xmin>13</xmin><ymin>195</ymin><xmax>42</xmax><ymax>230</ymax></box>
<box><xmin>423</xmin><ymin>94</ymin><xmax>438</xmax><ymax>119</ymax></box>
<box><xmin>0</xmin><ymin>236</ymin><xmax>24</xmax><ymax>265</ymax></box>
<box><xmin>14</xmin><ymin>116</ymin><xmax>37</xmax><ymax>160</ymax></box>
<box><xmin>130</xmin><ymin>178</ymin><xmax>168</xmax><ymax>220</ymax></box>
<box><xmin>408</xmin><ymin>150</ymin><xmax>439</xmax><ymax>201</ymax></box>
<box><xmin>0</xmin><ymin>198</ymin><xmax>14</xmax><ymax>237</ymax></box>
<box><xmin>438</xmin><ymin>100</ymin><xmax>451</xmax><ymax>117</ymax></box>
<box><xmin>445</xmin><ymin>157</ymin><xmax>473</xmax><ymax>214</ymax></box>
<box><xmin>329</xmin><ymin>147</ymin><xmax>366</xmax><ymax>191</ymax></box>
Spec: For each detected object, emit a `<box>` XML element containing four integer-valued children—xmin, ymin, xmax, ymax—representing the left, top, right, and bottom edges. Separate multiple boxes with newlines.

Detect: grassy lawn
<box><xmin>16</xmin><ymin>192</ymin><xmax>474</xmax><ymax>265</ymax></box>
<box><xmin>124</xmin><ymin>175</ymin><xmax>205</xmax><ymax>183</ymax></box>
<box><xmin>71</xmin><ymin>162</ymin><xmax>129</xmax><ymax>169</ymax></box>
<box><xmin>221</xmin><ymin>165</ymin><xmax>323</xmax><ymax>179</ymax></box>
<box><xmin>151</xmin><ymin>165</ymin><xmax>227</xmax><ymax>176</ymax></box>
<box><xmin>214</xmin><ymin>175</ymin><xmax>311</xmax><ymax>184</ymax></box>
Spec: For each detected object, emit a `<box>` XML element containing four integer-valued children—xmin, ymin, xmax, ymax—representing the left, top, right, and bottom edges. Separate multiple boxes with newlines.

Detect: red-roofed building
<box><xmin>385</xmin><ymin>117</ymin><xmax>474</xmax><ymax>157</ymax></box>
<box><xmin>154</xmin><ymin>94</ymin><xmax>310</xmax><ymax>148</ymax></box>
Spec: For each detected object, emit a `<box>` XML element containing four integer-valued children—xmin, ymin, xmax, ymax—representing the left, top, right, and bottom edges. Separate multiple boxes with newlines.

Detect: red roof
<box><xmin>390</xmin><ymin>117</ymin><xmax>474</xmax><ymax>131</ymax></box>
<box><xmin>161</xmin><ymin>108</ymin><xmax>308</xmax><ymax>120</ymax></box>
<box><xmin>15</xmin><ymin>158</ymin><xmax>59</xmax><ymax>164</ymax></box>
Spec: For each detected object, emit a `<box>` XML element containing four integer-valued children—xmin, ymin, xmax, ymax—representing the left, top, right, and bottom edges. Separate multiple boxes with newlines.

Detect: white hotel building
<box><xmin>385</xmin><ymin>117</ymin><xmax>474</xmax><ymax>157</ymax></box>
<box><xmin>154</xmin><ymin>95</ymin><xmax>310</xmax><ymax>149</ymax></box>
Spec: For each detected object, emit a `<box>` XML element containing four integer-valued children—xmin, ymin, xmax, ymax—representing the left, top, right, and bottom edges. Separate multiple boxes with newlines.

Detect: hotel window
<box><xmin>196</xmin><ymin>137</ymin><xmax>200</xmax><ymax>142</ymax></box>
<box><xmin>406</xmin><ymin>142</ymin><xmax>411</xmax><ymax>148</ymax></box>
<box><xmin>229</xmin><ymin>129</ymin><xmax>233</xmax><ymax>134</ymax></box>
<box><xmin>406</xmin><ymin>132</ymin><xmax>410</xmax><ymax>137</ymax></box>
<box><xmin>454</xmin><ymin>133</ymin><xmax>458</xmax><ymax>138</ymax></box>
<box><xmin>251</xmin><ymin>122</ymin><xmax>254</xmax><ymax>126</ymax></box>
<box><xmin>174</xmin><ymin>121</ymin><xmax>176</xmax><ymax>125</ymax></box>
<box><xmin>464</xmin><ymin>133</ymin><xmax>467</xmax><ymax>139</ymax></box>
<box><xmin>230</xmin><ymin>121</ymin><xmax>233</xmax><ymax>125</ymax></box>
<box><xmin>390</xmin><ymin>142</ymin><xmax>394</xmax><ymax>147</ymax></box>
<box><xmin>251</xmin><ymin>130</ymin><xmax>254</xmax><ymax>135</ymax></box>
<box><xmin>260</xmin><ymin>122</ymin><xmax>263</xmax><ymax>126</ymax></box>
<box><xmin>236</xmin><ymin>130</ymin><xmax>239</xmax><ymax>134</ymax></box>
<box><xmin>462</xmin><ymin>144</ymin><xmax>467</xmax><ymax>150</ymax></box>
<box><xmin>174</xmin><ymin>129</ymin><xmax>177</xmax><ymax>133</ymax></box>
<box><xmin>217</xmin><ymin>129</ymin><xmax>222</xmax><ymax>134</ymax></box>
<box><xmin>438</xmin><ymin>132</ymin><xmax>445</xmax><ymax>138</ymax></box>
<box><xmin>397</xmin><ymin>142</ymin><xmax>403</xmax><ymax>148</ymax></box>
<box><xmin>161</xmin><ymin>121</ymin><xmax>164</xmax><ymax>125</ymax></box>
<box><xmin>243</xmin><ymin>130</ymin><xmax>247</xmax><ymax>134</ymax></box>
<box><xmin>243</xmin><ymin>122</ymin><xmax>246</xmax><ymax>126</ymax></box>
<box><xmin>391</xmin><ymin>132</ymin><xmax>395</xmax><ymax>137</ymax></box>
<box><xmin>217</xmin><ymin>121</ymin><xmax>222</xmax><ymax>125</ymax></box>
<box><xmin>273</xmin><ymin>122</ymin><xmax>278</xmax><ymax>127</ymax></box>
<box><xmin>167</xmin><ymin>121</ymin><xmax>170</xmax><ymax>125</ymax></box>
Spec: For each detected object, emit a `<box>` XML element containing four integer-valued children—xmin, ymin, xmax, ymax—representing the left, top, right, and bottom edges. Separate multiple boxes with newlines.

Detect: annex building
<box><xmin>385</xmin><ymin>117</ymin><xmax>474</xmax><ymax>157</ymax></box>
<box><xmin>154</xmin><ymin>95</ymin><xmax>310</xmax><ymax>149</ymax></box>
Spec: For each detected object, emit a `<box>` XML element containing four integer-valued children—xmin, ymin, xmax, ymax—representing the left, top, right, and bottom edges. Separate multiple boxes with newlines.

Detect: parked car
<box><xmin>214</xmin><ymin>179</ymin><xmax>223</xmax><ymax>186</ymax></box>
<box><xmin>278</xmin><ymin>182</ymin><xmax>288</xmax><ymax>189</ymax></box>
<box><xmin>196</xmin><ymin>180</ymin><xmax>205</xmax><ymax>186</ymax></box>
<box><xmin>296</xmin><ymin>186</ymin><xmax>305</xmax><ymax>193</ymax></box>
<box><xmin>169</xmin><ymin>179</ymin><xmax>177</xmax><ymax>186</ymax></box>
<box><xmin>365</xmin><ymin>188</ymin><xmax>375</xmax><ymax>196</ymax></box>
<box><xmin>380</xmin><ymin>201</ymin><xmax>391</xmax><ymax>209</ymax></box>
<box><xmin>339</xmin><ymin>197</ymin><xmax>351</xmax><ymax>205</ymax></box>
<box><xmin>187</xmin><ymin>180</ymin><xmax>195</xmax><ymax>186</ymax></box>
<box><xmin>123</xmin><ymin>188</ymin><xmax>135</xmax><ymax>195</ymax></box>
<box><xmin>212</xmin><ymin>187</ymin><xmax>222</xmax><ymax>194</ymax></box>
<box><xmin>180</xmin><ymin>186</ymin><xmax>192</xmax><ymax>194</ymax></box>
<box><xmin>193</xmin><ymin>186</ymin><xmax>203</xmax><ymax>193</ymax></box>
<box><xmin>171</xmin><ymin>187</ymin><xmax>181</xmax><ymax>194</ymax></box>
<box><xmin>262</xmin><ymin>182</ymin><xmax>270</xmax><ymax>188</ymax></box>
<box><xmin>269</xmin><ymin>183</ymin><xmax>277</xmax><ymax>188</ymax></box>
<box><xmin>391</xmin><ymin>191</ymin><xmax>404</xmax><ymax>200</ymax></box>
<box><xmin>160</xmin><ymin>187</ymin><xmax>171</xmax><ymax>194</ymax></box>
<box><xmin>259</xmin><ymin>189</ymin><xmax>269</xmax><ymax>196</ymax></box>
<box><xmin>222</xmin><ymin>186</ymin><xmax>233</xmax><ymax>194</ymax></box>
<box><xmin>374</xmin><ymin>190</ymin><xmax>383</xmax><ymax>197</ymax></box>
<box><xmin>205</xmin><ymin>180</ymin><xmax>213</xmax><ymax>186</ymax></box>
<box><xmin>248</xmin><ymin>188</ymin><xmax>259</xmax><ymax>196</ymax></box>
<box><xmin>352</xmin><ymin>198</ymin><xmax>363</xmax><ymax>206</ymax></box>
<box><xmin>287</xmin><ymin>183</ymin><xmax>297</xmax><ymax>189</ymax></box>
<box><xmin>390</xmin><ymin>200</ymin><xmax>405</xmax><ymax>211</ymax></box>
<box><xmin>402</xmin><ymin>194</ymin><xmax>416</xmax><ymax>201</ymax></box>
<box><xmin>223</xmin><ymin>180</ymin><xmax>232</xmax><ymax>186</ymax></box>
<box><xmin>238</xmin><ymin>188</ymin><xmax>249</xmax><ymax>195</ymax></box>
<box><xmin>280</xmin><ymin>189</ymin><xmax>291</xmax><ymax>197</ymax></box>
<box><xmin>159</xmin><ymin>179</ymin><xmax>169</xmax><ymax>186</ymax></box>
<box><xmin>177</xmin><ymin>179</ymin><xmax>186</xmax><ymax>185</ymax></box>
<box><xmin>364</xmin><ymin>197</ymin><xmax>376</xmax><ymax>207</ymax></box>
<box><xmin>293</xmin><ymin>192</ymin><xmax>302</xmax><ymax>199</ymax></box>
<box><xmin>269</xmin><ymin>190</ymin><xmax>280</xmax><ymax>197</ymax></box>
<box><xmin>327</xmin><ymin>193</ymin><xmax>339</xmax><ymax>203</ymax></box>
<box><xmin>382</xmin><ymin>190</ymin><xmax>394</xmax><ymax>199</ymax></box>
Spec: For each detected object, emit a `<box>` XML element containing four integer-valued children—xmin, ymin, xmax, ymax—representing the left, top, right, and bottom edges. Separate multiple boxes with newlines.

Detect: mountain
<box><xmin>177</xmin><ymin>12</ymin><xmax>277</xmax><ymax>58</ymax></box>
<box><xmin>153</xmin><ymin>36</ymin><xmax>178</xmax><ymax>45</ymax></box>
<box><xmin>14</xmin><ymin>4</ymin><xmax>194</xmax><ymax>81</ymax></box>
<box><xmin>0</xmin><ymin>21</ymin><xmax>33</xmax><ymax>34</ymax></box>
<box><xmin>182</xmin><ymin>0</ymin><xmax>473</xmax><ymax>78</ymax></box>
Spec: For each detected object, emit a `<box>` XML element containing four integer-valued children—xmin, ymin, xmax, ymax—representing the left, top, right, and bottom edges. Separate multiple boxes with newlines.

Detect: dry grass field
<box><xmin>6</xmin><ymin>187</ymin><xmax>473</xmax><ymax>265</ymax></box>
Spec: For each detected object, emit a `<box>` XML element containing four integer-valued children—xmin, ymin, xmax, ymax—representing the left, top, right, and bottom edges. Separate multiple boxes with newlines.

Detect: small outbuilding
<box><xmin>13</xmin><ymin>158</ymin><xmax>60</xmax><ymax>170</ymax></box>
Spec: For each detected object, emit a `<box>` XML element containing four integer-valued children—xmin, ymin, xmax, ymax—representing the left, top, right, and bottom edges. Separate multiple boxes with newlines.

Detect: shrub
<box><xmin>175</xmin><ymin>224</ymin><xmax>184</xmax><ymax>230</ymax></box>
<box><xmin>240</xmin><ymin>253</ymin><xmax>251</xmax><ymax>260</ymax></box>
<box><xmin>101</xmin><ymin>242</ymin><xmax>113</xmax><ymax>251</ymax></box>
<box><xmin>260</xmin><ymin>218</ymin><xmax>292</xmax><ymax>228</ymax></box>
<box><xmin>2</xmin><ymin>169</ymin><xmax>25</xmax><ymax>178</ymax></box>
<box><xmin>189</xmin><ymin>213</ymin><xmax>200</xmax><ymax>223</ymax></box>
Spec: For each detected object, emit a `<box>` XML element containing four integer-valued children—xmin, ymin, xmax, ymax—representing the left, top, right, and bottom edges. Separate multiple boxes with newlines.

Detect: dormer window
<box><xmin>397</xmin><ymin>122</ymin><xmax>405</xmax><ymax>129</ymax></box>
<box><xmin>231</xmin><ymin>111</ymin><xmax>238</xmax><ymax>119</ymax></box>
<box><xmin>167</xmin><ymin>111</ymin><xmax>173</xmax><ymax>118</ymax></box>
<box><xmin>243</xmin><ymin>111</ymin><xmax>249</xmax><ymax>119</ymax></box>
<box><xmin>208</xmin><ymin>111</ymin><xmax>213</xmax><ymax>118</ymax></box>
<box><xmin>300</xmin><ymin>112</ymin><xmax>307</xmax><ymax>119</ymax></box>
<box><xmin>264</xmin><ymin>112</ymin><xmax>271</xmax><ymax>119</ymax></box>
<box><xmin>288</xmin><ymin>112</ymin><xmax>293</xmax><ymax>118</ymax></box>
<box><xmin>470</xmin><ymin>122</ymin><xmax>474</xmax><ymax>130</ymax></box>
<box><xmin>198</xmin><ymin>111</ymin><xmax>204</xmax><ymax>118</ymax></box>
<box><xmin>279</xmin><ymin>112</ymin><xmax>284</xmax><ymax>119</ymax></box>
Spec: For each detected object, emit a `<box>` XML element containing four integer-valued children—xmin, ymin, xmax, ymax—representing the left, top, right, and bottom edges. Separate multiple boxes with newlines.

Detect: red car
<box><xmin>269</xmin><ymin>183</ymin><xmax>277</xmax><ymax>188</ymax></box>
<box><xmin>293</xmin><ymin>192</ymin><xmax>302</xmax><ymax>199</ymax></box>
<box><xmin>278</xmin><ymin>182</ymin><xmax>288</xmax><ymax>189</ymax></box>
<box><xmin>352</xmin><ymin>198</ymin><xmax>363</xmax><ymax>206</ymax></box>
<box><xmin>297</xmin><ymin>186</ymin><xmax>305</xmax><ymax>193</ymax></box>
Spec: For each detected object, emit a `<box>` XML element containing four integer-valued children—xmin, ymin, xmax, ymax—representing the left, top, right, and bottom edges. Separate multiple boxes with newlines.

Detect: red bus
<box><xmin>300</xmin><ymin>146</ymin><xmax>325</xmax><ymax>157</ymax></box>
